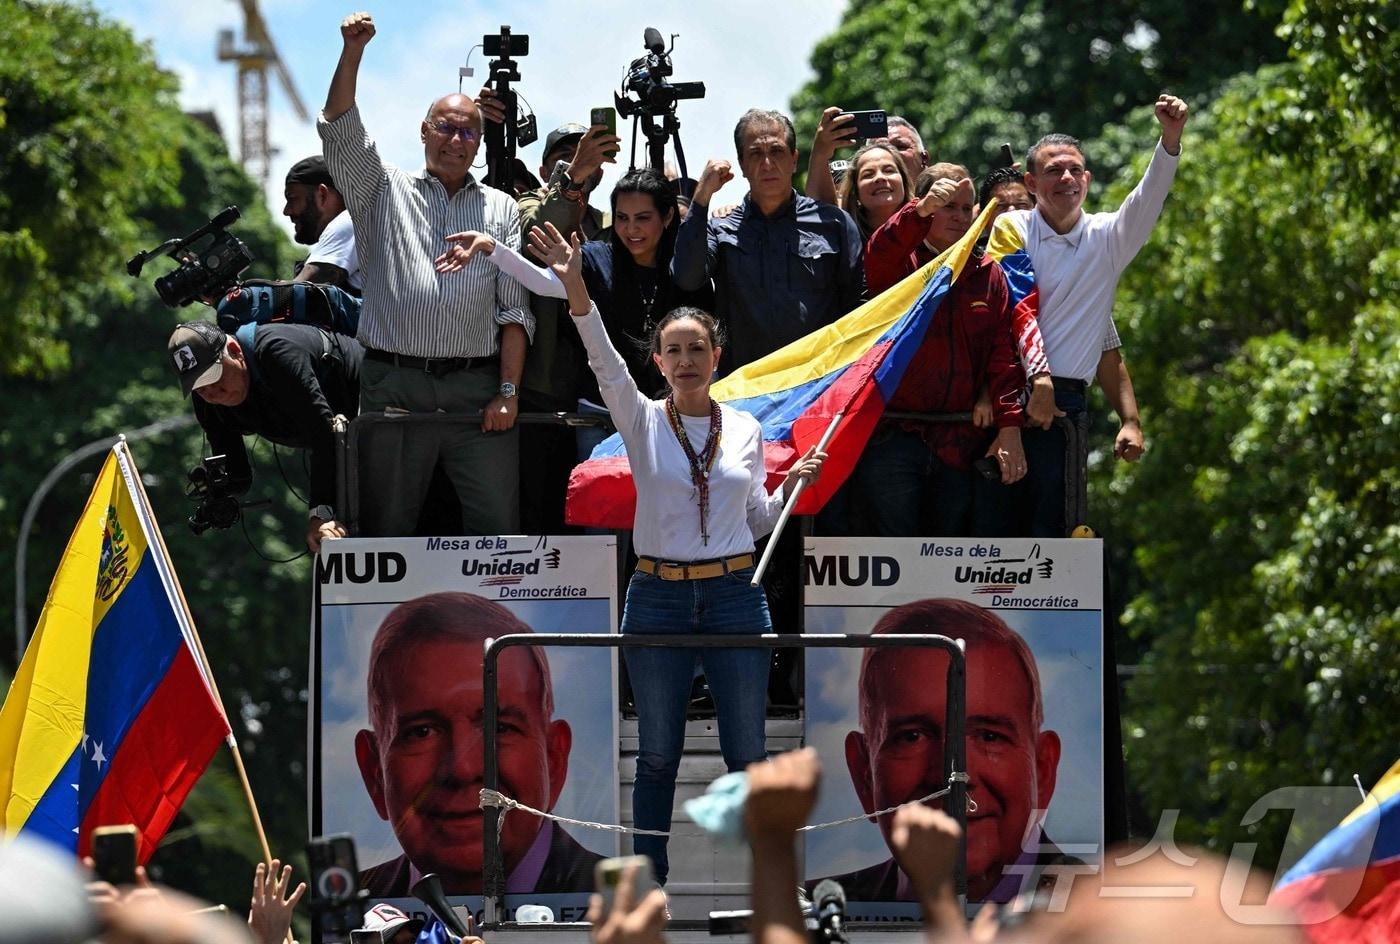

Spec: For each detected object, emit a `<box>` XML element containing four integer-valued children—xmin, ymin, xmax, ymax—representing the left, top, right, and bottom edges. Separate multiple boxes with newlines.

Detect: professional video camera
<box><xmin>127</xmin><ymin>207</ymin><xmax>253</xmax><ymax>308</ymax></box>
<box><xmin>479</xmin><ymin>25</ymin><xmax>539</xmax><ymax>194</ymax></box>
<box><xmin>617</xmin><ymin>28</ymin><xmax>706</xmax><ymax>117</ymax></box>
<box><xmin>185</xmin><ymin>455</ymin><xmax>242</xmax><ymax>535</ymax></box>
<box><xmin>615</xmin><ymin>28</ymin><xmax>706</xmax><ymax>179</ymax></box>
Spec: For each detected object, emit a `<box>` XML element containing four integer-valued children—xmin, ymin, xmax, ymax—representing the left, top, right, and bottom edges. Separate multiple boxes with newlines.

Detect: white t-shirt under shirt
<box><xmin>572</xmin><ymin>305</ymin><xmax>783</xmax><ymax>561</ymax></box>
<box><xmin>305</xmin><ymin>209</ymin><xmax>363</xmax><ymax>291</ymax></box>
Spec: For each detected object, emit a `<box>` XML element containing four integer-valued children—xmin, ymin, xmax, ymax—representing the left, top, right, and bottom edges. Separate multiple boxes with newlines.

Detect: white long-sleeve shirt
<box><xmin>572</xmin><ymin>305</ymin><xmax>782</xmax><ymax>560</ymax></box>
<box><xmin>485</xmin><ymin>241</ymin><xmax>569</xmax><ymax>298</ymax></box>
<box><xmin>992</xmin><ymin>140</ymin><xmax>1179</xmax><ymax>382</ymax></box>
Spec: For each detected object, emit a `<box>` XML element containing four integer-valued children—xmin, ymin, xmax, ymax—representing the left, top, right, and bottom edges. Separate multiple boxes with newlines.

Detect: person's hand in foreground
<box><xmin>248</xmin><ymin>859</ymin><xmax>306</xmax><ymax>944</ymax></box>
<box><xmin>745</xmin><ymin>748</ymin><xmax>821</xmax><ymax>944</ymax></box>
<box><xmin>889</xmin><ymin>803</ymin><xmax>968</xmax><ymax>939</ymax></box>
<box><xmin>586</xmin><ymin>863</ymin><xmax>667</xmax><ymax>944</ymax></box>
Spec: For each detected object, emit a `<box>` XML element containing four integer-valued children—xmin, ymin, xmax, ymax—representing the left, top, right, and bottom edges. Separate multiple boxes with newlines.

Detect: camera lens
<box><xmin>154</xmin><ymin>262</ymin><xmax>204</xmax><ymax>308</ymax></box>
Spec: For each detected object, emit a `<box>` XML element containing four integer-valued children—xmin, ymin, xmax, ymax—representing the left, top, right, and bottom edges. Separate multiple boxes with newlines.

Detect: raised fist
<box><xmin>340</xmin><ymin>11</ymin><xmax>375</xmax><ymax>49</ymax></box>
<box><xmin>694</xmin><ymin>158</ymin><xmax>735</xmax><ymax>204</ymax></box>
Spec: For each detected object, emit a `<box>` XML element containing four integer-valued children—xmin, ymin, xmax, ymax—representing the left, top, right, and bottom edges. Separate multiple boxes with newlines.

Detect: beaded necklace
<box><xmin>664</xmin><ymin>394</ymin><xmax>723</xmax><ymax>546</ymax></box>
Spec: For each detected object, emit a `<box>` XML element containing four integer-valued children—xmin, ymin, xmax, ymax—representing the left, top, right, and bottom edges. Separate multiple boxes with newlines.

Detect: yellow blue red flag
<box><xmin>566</xmin><ymin>202</ymin><xmax>998</xmax><ymax>529</ymax></box>
<box><xmin>1271</xmin><ymin>760</ymin><xmax>1400</xmax><ymax>941</ymax></box>
<box><xmin>0</xmin><ymin>442</ymin><xmax>230</xmax><ymax>861</ymax></box>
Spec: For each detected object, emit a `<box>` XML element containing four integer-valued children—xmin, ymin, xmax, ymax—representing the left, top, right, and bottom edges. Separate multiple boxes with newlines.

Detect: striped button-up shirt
<box><xmin>318</xmin><ymin>104</ymin><xmax>532</xmax><ymax>358</ymax></box>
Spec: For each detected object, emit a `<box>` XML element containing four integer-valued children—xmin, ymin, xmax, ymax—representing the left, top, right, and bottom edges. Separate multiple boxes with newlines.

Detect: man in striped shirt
<box><xmin>318</xmin><ymin>11</ymin><xmax>533</xmax><ymax>536</ymax></box>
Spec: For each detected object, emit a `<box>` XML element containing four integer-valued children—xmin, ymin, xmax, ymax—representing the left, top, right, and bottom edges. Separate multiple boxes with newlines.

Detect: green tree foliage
<box><xmin>1</xmin><ymin>0</ymin><xmax>310</xmax><ymax>921</ymax></box>
<box><xmin>0</xmin><ymin>0</ymin><xmax>184</xmax><ymax>376</ymax></box>
<box><xmin>790</xmin><ymin>0</ymin><xmax>1285</xmax><ymax>175</ymax></box>
<box><xmin>1097</xmin><ymin>45</ymin><xmax>1399</xmax><ymax>867</ymax></box>
<box><xmin>1274</xmin><ymin>0</ymin><xmax>1399</xmax><ymax>216</ymax></box>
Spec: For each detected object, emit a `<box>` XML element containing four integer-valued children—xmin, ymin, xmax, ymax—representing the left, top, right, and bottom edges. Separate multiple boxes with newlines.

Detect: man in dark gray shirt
<box><xmin>671</xmin><ymin>108</ymin><xmax>864</xmax><ymax>375</ymax></box>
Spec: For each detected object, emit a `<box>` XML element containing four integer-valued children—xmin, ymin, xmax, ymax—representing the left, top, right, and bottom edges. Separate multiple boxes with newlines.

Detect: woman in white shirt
<box><xmin>525</xmin><ymin>221</ymin><xmax>825</xmax><ymax>886</ymax></box>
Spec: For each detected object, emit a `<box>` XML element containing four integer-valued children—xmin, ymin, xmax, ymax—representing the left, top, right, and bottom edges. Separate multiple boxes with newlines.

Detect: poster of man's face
<box><xmin>314</xmin><ymin>537</ymin><xmax>619</xmax><ymax>914</ymax></box>
<box><xmin>803</xmin><ymin>539</ymin><xmax>1103</xmax><ymax>916</ymax></box>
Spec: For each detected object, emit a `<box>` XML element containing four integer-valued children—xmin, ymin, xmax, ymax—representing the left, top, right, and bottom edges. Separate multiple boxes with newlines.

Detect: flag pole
<box><xmin>751</xmin><ymin>412</ymin><xmax>844</xmax><ymax>587</ymax></box>
<box><xmin>114</xmin><ymin>440</ymin><xmax>278</xmax><ymax>871</ymax></box>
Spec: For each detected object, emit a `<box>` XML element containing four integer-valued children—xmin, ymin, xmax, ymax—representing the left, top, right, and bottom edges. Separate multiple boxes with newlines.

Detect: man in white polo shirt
<box><xmin>988</xmin><ymin>94</ymin><xmax>1189</xmax><ymax>536</ymax></box>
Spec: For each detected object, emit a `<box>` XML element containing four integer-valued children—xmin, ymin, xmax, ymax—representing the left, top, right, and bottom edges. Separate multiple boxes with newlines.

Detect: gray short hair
<box><xmin>858</xmin><ymin>598</ymin><xmax>1045</xmax><ymax>734</ymax></box>
<box><xmin>366</xmin><ymin>591</ymin><xmax>552</xmax><ymax>739</ymax></box>
<box><xmin>886</xmin><ymin>115</ymin><xmax>925</xmax><ymax>152</ymax></box>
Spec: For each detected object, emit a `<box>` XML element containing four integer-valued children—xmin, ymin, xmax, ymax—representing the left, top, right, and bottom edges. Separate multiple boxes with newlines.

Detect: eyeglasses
<box><xmin>429</xmin><ymin>120</ymin><xmax>480</xmax><ymax>143</ymax></box>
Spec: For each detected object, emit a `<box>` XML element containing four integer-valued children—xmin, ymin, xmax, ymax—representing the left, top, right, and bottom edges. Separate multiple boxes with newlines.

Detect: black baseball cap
<box><xmin>544</xmin><ymin>123</ymin><xmax>588</xmax><ymax>160</ymax></box>
<box><xmin>285</xmin><ymin>155</ymin><xmax>335</xmax><ymax>188</ymax></box>
<box><xmin>168</xmin><ymin>321</ymin><xmax>228</xmax><ymax>397</ymax></box>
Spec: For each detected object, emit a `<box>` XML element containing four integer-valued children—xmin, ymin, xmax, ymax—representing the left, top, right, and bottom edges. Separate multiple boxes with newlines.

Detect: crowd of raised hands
<box><xmin>66</xmin><ymin>748</ymin><xmax>1294</xmax><ymax>944</ymax></box>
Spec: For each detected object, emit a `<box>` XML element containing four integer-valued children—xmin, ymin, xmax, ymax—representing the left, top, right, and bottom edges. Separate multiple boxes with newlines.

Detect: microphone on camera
<box><xmin>812</xmin><ymin>879</ymin><xmax>849</xmax><ymax>944</ymax></box>
<box><xmin>643</xmin><ymin>27</ymin><xmax>665</xmax><ymax>53</ymax></box>
<box><xmin>210</xmin><ymin>205</ymin><xmax>242</xmax><ymax>230</ymax></box>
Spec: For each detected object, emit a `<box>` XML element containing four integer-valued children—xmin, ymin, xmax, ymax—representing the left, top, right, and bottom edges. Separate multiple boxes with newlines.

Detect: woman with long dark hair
<box><xmin>522</xmin><ymin>219</ymin><xmax>824</xmax><ymax>886</ymax></box>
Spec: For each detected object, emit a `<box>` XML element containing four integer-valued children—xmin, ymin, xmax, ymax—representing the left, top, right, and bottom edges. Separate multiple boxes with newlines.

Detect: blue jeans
<box><xmin>851</xmin><ymin>427</ymin><xmax>975</xmax><ymax>536</ymax></box>
<box><xmin>621</xmin><ymin>565</ymin><xmax>772</xmax><ymax>883</ymax></box>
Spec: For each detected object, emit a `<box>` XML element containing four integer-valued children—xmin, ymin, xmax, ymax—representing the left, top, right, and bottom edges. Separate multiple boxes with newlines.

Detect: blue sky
<box><xmin>93</xmin><ymin>0</ymin><xmax>849</xmax><ymax>234</ymax></box>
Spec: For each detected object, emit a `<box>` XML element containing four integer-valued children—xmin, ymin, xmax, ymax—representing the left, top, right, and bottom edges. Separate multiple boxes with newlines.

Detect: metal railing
<box><xmin>478</xmin><ymin>631</ymin><xmax>968</xmax><ymax>928</ymax></box>
<box><xmin>334</xmin><ymin>409</ymin><xmax>1089</xmax><ymax>538</ymax></box>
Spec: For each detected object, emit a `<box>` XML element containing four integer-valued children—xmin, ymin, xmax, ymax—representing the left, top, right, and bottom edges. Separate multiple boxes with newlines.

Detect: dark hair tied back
<box><xmin>649</xmin><ymin>306</ymin><xmax>725</xmax><ymax>354</ymax></box>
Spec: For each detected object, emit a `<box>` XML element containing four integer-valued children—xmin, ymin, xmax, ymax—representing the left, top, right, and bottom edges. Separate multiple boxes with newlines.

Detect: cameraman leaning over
<box><xmin>167</xmin><ymin>320</ymin><xmax>362</xmax><ymax>552</ymax></box>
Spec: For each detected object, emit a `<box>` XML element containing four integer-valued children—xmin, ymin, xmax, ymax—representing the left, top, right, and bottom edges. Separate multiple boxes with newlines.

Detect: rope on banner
<box><xmin>479</xmin><ymin>771</ymin><xmax>975</xmax><ymax>839</ymax></box>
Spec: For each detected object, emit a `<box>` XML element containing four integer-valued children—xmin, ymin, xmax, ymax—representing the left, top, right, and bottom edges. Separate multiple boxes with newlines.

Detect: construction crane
<box><xmin>217</xmin><ymin>0</ymin><xmax>310</xmax><ymax>186</ymax></box>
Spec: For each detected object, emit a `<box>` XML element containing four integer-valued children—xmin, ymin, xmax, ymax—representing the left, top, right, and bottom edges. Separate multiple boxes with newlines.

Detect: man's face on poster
<box><xmin>846</xmin><ymin>642</ymin><xmax>1061</xmax><ymax>900</ymax></box>
<box><xmin>355</xmin><ymin>637</ymin><xmax>571</xmax><ymax>893</ymax></box>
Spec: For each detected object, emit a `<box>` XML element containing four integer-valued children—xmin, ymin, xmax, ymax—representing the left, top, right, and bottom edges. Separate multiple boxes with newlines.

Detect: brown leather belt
<box><xmin>636</xmin><ymin>554</ymin><xmax>755</xmax><ymax>581</ymax></box>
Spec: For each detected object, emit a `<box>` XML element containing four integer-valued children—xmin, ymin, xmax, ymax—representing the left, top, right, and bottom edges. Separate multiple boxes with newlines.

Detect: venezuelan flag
<box><xmin>0</xmin><ymin>443</ymin><xmax>230</xmax><ymax>861</ymax></box>
<box><xmin>986</xmin><ymin>213</ymin><xmax>1048</xmax><ymax>379</ymax></box>
<box><xmin>566</xmin><ymin>203</ymin><xmax>997</xmax><ymax>530</ymax></box>
<box><xmin>1271</xmin><ymin>760</ymin><xmax>1400</xmax><ymax>941</ymax></box>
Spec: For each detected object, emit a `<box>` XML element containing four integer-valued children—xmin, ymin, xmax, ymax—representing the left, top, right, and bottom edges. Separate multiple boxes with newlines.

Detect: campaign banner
<box><xmin>311</xmin><ymin>535</ymin><xmax>619</xmax><ymax>922</ymax></box>
<box><xmin>802</xmin><ymin>537</ymin><xmax>1103</xmax><ymax>918</ymax></box>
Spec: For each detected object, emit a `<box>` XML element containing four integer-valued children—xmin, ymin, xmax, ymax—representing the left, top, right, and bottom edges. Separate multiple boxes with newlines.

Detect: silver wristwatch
<box><xmin>498</xmin><ymin>382</ymin><xmax>518</xmax><ymax>399</ymax></box>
